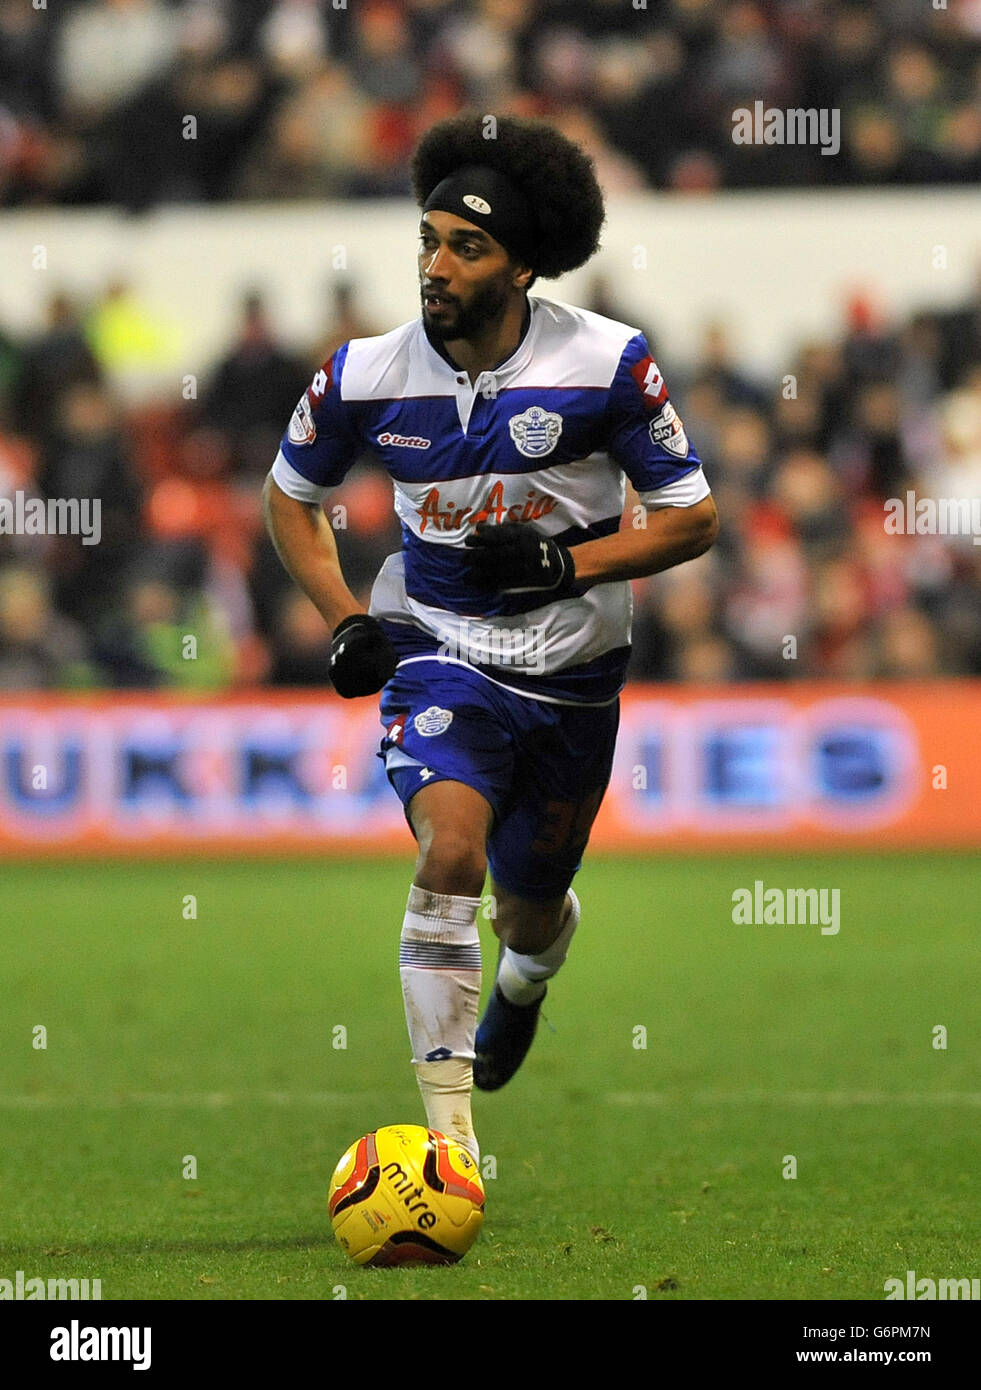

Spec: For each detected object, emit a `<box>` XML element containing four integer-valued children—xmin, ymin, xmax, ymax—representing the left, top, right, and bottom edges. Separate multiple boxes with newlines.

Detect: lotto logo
<box><xmin>377</xmin><ymin>432</ymin><xmax>432</xmax><ymax>449</ymax></box>
<box><xmin>309</xmin><ymin>359</ymin><xmax>333</xmax><ymax>407</ymax></box>
<box><xmin>630</xmin><ymin>355</ymin><xmax>668</xmax><ymax>410</ymax></box>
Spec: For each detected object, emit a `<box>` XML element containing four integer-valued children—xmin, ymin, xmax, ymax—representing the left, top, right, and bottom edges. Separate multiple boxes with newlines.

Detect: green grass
<box><xmin>1</xmin><ymin>853</ymin><xmax>978</xmax><ymax>1301</ymax></box>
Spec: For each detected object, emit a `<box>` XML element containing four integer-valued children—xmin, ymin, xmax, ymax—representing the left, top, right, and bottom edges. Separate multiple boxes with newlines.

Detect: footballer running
<box><xmin>263</xmin><ymin>113</ymin><xmax>718</xmax><ymax>1164</ymax></box>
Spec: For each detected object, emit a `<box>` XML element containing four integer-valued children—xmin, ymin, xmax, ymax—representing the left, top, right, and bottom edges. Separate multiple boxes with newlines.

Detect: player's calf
<box><xmin>399</xmin><ymin>883</ymin><xmax>483</xmax><ymax>1160</ymax></box>
<box><xmin>474</xmin><ymin>890</ymin><xmax>581</xmax><ymax>1091</ymax></box>
<box><xmin>490</xmin><ymin>883</ymin><xmax>568</xmax><ymax>956</ymax></box>
<box><xmin>495</xmin><ymin>887</ymin><xmax>580</xmax><ymax>1006</ymax></box>
<box><xmin>400</xmin><ymin>782</ymin><xmax>495</xmax><ymax>1160</ymax></box>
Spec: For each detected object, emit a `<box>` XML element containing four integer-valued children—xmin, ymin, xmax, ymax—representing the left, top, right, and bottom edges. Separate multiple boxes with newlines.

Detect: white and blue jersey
<box><xmin>272</xmin><ymin>295</ymin><xmax>710</xmax><ymax>706</ymax></box>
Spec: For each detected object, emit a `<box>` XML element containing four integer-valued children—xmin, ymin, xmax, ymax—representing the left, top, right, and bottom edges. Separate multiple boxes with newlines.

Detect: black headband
<box><xmin>422</xmin><ymin>165</ymin><xmax>539</xmax><ymax>268</ymax></box>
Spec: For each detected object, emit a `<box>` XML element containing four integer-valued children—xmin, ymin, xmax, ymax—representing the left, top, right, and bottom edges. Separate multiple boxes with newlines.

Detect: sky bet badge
<box><xmin>287</xmin><ymin>391</ymin><xmax>317</xmax><ymax>446</ymax></box>
<box><xmin>649</xmin><ymin>400</ymin><xmax>689</xmax><ymax>458</ymax></box>
<box><xmin>508</xmin><ymin>406</ymin><xmax>563</xmax><ymax>458</ymax></box>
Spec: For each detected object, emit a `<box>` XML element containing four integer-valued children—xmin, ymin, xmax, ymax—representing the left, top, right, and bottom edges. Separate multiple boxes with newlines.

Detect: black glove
<box><xmin>464</xmin><ymin>521</ymin><xmax>578</xmax><ymax>598</ymax></box>
<box><xmin>329</xmin><ymin>614</ymin><xmax>398</xmax><ymax>698</ymax></box>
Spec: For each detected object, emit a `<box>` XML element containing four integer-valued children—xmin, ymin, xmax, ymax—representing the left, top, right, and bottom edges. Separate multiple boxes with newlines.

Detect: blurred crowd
<box><xmin>3</xmin><ymin>0</ymin><xmax>981</xmax><ymax>208</ymax></box>
<box><xmin>2</xmin><ymin>268</ymin><xmax>981</xmax><ymax>691</ymax></box>
<box><xmin>2</xmin><ymin>0</ymin><xmax>980</xmax><ymax>690</ymax></box>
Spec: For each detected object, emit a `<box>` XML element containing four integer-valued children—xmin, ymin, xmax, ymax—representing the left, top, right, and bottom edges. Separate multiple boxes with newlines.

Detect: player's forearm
<box><xmin>571</xmin><ymin>496</ymin><xmax>719</xmax><ymax>585</ymax></box>
<box><xmin>262</xmin><ymin>473</ymin><xmax>363</xmax><ymax>630</ymax></box>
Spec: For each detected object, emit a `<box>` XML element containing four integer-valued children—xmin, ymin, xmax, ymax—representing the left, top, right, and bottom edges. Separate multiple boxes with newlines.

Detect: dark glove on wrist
<box><xmin>329</xmin><ymin>614</ymin><xmax>398</xmax><ymax>698</ymax></box>
<box><xmin>463</xmin><ymin>521</ymin><xmax>578</xmax><ymax>598</ymax></box>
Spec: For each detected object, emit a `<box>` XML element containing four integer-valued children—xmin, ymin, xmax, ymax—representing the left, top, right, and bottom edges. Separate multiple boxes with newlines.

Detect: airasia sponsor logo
<box><xmin>415</xmin><ymin>480</ymin><xmax>559</xmax><ymax>535</ymax></box>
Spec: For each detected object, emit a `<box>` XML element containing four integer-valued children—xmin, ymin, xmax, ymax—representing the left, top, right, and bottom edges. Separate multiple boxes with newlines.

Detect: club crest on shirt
<box><xmin>649</xmin><ymin>400</ymin><xmax>689</xmax><ymax>458</ymax></box>
<box><xmin>508</xmin><ymin>405</ymin><xmax>563</xmax><ymax>458</ymax></box>
<box><xmin>287</xmin><ymin>391</ymin><xmax>317</xmax><ymax>446</ymax></box>
<box><xmin>413</xmin><ymin>706</ymin><xmax>453</xmax><ymax>737</ymax></box>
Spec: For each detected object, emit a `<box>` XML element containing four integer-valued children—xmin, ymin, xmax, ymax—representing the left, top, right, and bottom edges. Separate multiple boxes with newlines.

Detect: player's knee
<box><xmin>416</xmin><ymin>833</ymin><xmax>486</xmax><ymax>898</ymax></box>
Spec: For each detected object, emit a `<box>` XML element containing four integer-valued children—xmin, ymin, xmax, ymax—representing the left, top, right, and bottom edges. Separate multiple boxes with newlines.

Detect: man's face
<box><xmin>418</xmin><ymin>210</ymin><xmax>525</xmax><ymax>341</ymax></box>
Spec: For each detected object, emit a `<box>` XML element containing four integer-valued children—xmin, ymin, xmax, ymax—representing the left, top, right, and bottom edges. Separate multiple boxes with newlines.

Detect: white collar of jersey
<box><xmin>421</xmin><ymin>295</ymin><xmax>541</xmax><ymax>387</ymax></box>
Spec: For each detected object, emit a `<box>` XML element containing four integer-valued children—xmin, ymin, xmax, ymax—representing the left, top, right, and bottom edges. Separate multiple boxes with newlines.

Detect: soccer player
<box><xmin>263</xmin><ymin>114</ymin><xmax>718</xmax><ymax>1164</ymax></box>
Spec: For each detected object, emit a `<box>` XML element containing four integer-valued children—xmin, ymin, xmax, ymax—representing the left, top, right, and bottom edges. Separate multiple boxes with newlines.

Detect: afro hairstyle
<box><xmin>411</xmin><ymin>112</ymin><xmax>605</xmax><ymax>283</ymax></box>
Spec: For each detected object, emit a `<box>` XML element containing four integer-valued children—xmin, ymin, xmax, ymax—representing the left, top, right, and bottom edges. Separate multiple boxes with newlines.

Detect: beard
<box><xmin>421</xmin><ymin>274</ymin><xmax>512</xmax><ymax>341</ymax></box>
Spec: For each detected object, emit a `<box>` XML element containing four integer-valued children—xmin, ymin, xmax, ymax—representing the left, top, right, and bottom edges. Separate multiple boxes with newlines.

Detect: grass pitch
<box><xmin>1</xmin><ymin>853</ymin><xmax>978</xmax><ymax>1301</ymax></box>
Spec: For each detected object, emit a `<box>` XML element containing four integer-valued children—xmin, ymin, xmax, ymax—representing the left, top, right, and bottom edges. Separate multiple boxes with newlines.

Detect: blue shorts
<box><xmin>378</xmin><ymin>659</ymin><xmax>619</xmax><ymax>900</ymax></box>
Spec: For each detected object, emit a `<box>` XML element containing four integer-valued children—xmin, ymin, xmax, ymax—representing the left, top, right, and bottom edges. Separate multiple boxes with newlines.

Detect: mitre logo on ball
<box><xmin>508</xmin><ymin>406</ymin><xmax>563</xmax><ymax>458</ymax></box>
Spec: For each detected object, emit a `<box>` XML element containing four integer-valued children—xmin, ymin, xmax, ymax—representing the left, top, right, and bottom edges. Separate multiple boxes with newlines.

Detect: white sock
<box><xmin>399</xmin><ymin>884</ymin><xmax>482</xmax><ymax>1161</ymax></box>
<box><xmin>498</xmin><ymin>888</ymin><xmax>581</xmax><ymax>1006</ymax></box>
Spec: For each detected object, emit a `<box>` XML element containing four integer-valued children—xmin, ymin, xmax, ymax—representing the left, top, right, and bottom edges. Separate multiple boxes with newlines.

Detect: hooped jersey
<box><xmin>273</xmin><ymin>295</ymin><xmax>710</xmax><ymax>705</ymax></box>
